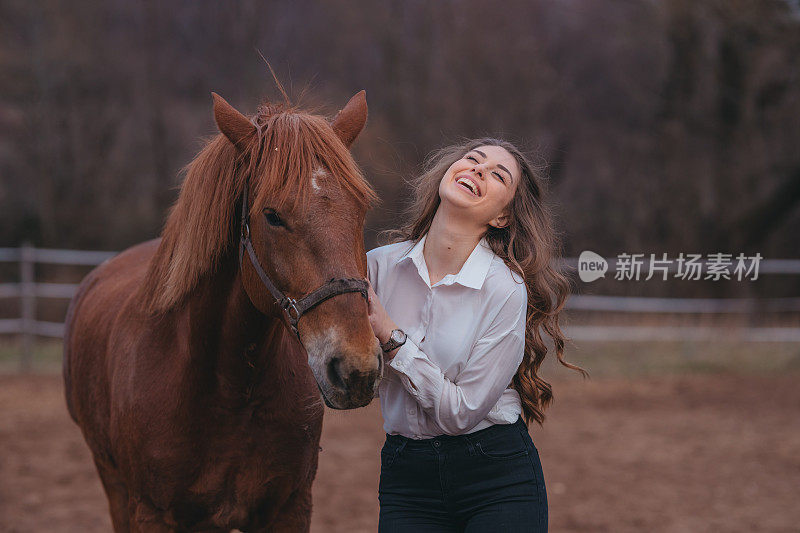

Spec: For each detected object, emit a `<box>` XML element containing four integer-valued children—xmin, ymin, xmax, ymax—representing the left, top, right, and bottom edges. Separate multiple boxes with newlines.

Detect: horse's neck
<box><xmin>183</xmin><ymin>253</ymin><xmax>297</xmax><ymax>397</ymax></box>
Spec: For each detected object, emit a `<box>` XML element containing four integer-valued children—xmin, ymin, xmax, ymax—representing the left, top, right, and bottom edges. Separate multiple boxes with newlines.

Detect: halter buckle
<box><xmin>281</xmin><ymin>297</ymin><xmax>301</xmax><ymax>321</ymax></box>
<box><xmin>283</xmin><ymin>298</ymin><xmax>301</xmax><ymax>341</ymax></box>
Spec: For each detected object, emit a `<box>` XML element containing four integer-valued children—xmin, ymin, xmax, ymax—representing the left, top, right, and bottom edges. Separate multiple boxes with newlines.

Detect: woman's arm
<box><xmin>367</xmin><ymin>279</ymin><xmax>527</xmax><ymax>434</ymax></box>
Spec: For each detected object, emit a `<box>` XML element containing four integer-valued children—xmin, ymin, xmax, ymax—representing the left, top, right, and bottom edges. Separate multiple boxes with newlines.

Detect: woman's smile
<box><xmin>455</xmin><ymin>174</ymin><xmax>482</xmax><ymax>197</ymax></box>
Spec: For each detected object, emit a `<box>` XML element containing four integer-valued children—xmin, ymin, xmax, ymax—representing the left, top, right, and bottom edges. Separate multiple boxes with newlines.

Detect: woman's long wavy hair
<box><xmin>379</xmin><ymin>137</ymin><xmax>588</xmax><ymax>426</ymax></box>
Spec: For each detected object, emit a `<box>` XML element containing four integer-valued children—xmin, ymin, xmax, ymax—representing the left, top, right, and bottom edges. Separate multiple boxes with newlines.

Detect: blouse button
<box><xmin>408</xmin><ymin>407</ymin><xmax>416</xmax><ymax>415</ymax></box>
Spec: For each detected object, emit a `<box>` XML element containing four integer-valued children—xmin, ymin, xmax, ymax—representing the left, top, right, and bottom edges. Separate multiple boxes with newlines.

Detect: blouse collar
<box><xmin>394</xmin><ymin>232</ymin><xmax>495</xmax><ymax>290</ymax></box>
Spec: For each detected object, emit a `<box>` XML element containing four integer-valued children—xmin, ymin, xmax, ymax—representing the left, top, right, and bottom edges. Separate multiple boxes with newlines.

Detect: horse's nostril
<box><xmin>327</xmin><ymin>356</ymin><xmax>347</xmax><ymax>391</ymax></box>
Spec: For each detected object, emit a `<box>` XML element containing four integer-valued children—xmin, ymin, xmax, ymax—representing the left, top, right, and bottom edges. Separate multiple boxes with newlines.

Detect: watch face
<box><xmin>391</xmin><ymin>329</ymin><xmax>405</xmax><ymax>343</ymax></box>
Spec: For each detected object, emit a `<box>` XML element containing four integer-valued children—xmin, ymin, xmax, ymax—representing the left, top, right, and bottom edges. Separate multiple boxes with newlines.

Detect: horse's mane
<box><xmin>138</xmin><ymin>102</ymin><xmax>379</xmax><ymax>315</ymax></box>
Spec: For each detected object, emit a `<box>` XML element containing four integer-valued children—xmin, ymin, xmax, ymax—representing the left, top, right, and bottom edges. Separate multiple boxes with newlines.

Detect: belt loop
<box><xmin>516</xmin><ymin>415</ymin><xmax>529</xmax><ymax>440</ymax></box>
<box><xmin>462</xmin><ymin>434</ymin><xmax>477</xmax><ymax>457</ymax></box>
<box><xmin>396</xmin><ymin>439</ymin><xmax>408</xmax><ymax>456</ymax></box>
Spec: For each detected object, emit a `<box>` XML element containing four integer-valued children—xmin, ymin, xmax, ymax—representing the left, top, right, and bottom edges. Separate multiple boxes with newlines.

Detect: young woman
<box><xmin>365</xmin><ymin>138</ymin><xmax>586</xmax><ymax>532</ymax></box>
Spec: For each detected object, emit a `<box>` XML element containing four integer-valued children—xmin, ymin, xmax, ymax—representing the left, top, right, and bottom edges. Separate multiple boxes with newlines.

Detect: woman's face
<box><xmin>438</xmin><ymin>144</ymin><xmax>521</xmax><ymax>229</ymax></box>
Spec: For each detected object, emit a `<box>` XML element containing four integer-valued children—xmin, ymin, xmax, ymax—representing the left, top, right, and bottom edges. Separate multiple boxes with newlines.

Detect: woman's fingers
<box><xmin>365</xmin><ymin>279</ymin><xmax>376</xmax><ymax>306</ymax></box>
<box><xmin>363</xmin><ymin>280</ymin><xmax>385</xmax><ymax>339</ymax></box>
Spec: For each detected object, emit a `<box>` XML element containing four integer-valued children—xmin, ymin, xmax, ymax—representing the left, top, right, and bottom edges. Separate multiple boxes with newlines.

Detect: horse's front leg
<box><xmin>91</xmin><ymin>456</ymin><xmax>132</xmax><ymax>532</ymax></box>
<box><xmin>258</xmin><ymin>486</ymin><xmax>313</xmax><ymax>533</ymax></box>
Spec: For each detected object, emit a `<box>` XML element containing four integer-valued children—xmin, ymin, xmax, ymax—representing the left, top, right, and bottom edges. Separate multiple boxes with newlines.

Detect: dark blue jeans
<box><xmin>378</xmin><ymin>415</ymin><xmax>547</xmax><ymax>532</ymax></box>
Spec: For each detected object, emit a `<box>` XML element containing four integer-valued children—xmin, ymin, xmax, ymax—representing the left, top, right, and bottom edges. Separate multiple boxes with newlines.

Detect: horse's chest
<box><xmin>153</xmin><ymin>418</ymin><xmax>320</xmax><ymax>529</ymax></box>
<box><xmin>125</xmin><ymin>396</ymin><xmax>322</xmax><ymax>528</ymax></box>
<box><xmin>203</xmin><ymin>420</ymin><xmax>317</xmax><ymax>480</ymax></box>
<box><xmin>196</xmin><ymin>402</ymin><xmax>320</xmax><ymax>473</ymax></box>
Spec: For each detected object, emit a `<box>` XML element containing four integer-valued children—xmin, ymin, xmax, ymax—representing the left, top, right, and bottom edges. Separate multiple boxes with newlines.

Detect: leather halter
<box><xmin>238</xmin><ymin>179</ymin><xmax>369</xmax><ymax>341</ymax></box>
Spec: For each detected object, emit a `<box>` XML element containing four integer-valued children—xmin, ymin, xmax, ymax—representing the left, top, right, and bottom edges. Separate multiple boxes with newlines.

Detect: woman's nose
<box><xmin>471</xmin><ymin>165</ymin><xmax>485</xmax><ymax>179</ymax></box>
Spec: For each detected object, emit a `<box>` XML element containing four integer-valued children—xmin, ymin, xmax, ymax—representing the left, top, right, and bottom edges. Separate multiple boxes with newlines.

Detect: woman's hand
<box><xmin>365</xmin><ymin>278</ymin><xmax>398</xmax><ymax>346</ymax></box>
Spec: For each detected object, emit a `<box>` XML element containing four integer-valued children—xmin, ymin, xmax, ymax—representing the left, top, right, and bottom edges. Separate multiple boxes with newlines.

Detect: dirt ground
<box><xmin>1</xmin><ymin>372</ymin><xmax>799</xmax><ymax>532</ymax></box>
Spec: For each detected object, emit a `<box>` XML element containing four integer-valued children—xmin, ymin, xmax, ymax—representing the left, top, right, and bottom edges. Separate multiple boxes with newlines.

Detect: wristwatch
<box><xmin>380</xmin><ymin>328</ymin><xmax>407</xmax><ymax>353</ymax></box>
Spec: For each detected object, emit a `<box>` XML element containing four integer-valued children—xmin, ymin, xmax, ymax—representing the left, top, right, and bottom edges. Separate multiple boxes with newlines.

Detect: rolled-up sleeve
<box><xmin>387</xmin><ymin>283</ymin><xmax>527</xmax><ymax>435</ymax></box>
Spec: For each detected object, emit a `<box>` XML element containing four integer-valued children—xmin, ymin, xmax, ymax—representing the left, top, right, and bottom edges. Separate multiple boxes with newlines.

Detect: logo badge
<box><xmin>578</xmin><ymin>250</ymin><xmax>607</xmax><ymax>282</ymax></box>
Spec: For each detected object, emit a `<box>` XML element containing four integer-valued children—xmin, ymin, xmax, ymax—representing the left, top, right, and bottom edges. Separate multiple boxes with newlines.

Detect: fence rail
<box><xmin>2</xmin><ymin>244</ymin><xmax>800</xmax><ymax>371</ymax></box>
<box><xmin>0</xmin><ymin>243</ymin><xmax>117</xmax><ymax>370</ymax></box>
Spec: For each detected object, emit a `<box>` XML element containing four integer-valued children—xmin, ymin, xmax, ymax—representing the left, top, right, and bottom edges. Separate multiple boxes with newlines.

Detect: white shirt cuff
<box><xmin>387</xmin><ymin>338</ymin><xmax>439</xmax><ymax>404</ymax></box>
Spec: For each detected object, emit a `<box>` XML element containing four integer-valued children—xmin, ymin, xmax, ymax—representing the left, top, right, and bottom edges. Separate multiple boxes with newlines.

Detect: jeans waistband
<box><xmin>385</xmin><ymin>415</ymin><xmax>526</xmax><ymax>451</ymax></box>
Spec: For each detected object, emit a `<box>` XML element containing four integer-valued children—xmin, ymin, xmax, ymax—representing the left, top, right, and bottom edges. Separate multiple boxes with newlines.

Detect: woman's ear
<box><xmin>489</xmin><ymin>210</ymin><xmax>511</xmax><ymax>229</ymax></box>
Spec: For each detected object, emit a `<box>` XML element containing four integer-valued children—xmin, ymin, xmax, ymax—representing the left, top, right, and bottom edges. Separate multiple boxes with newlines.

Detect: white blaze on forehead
<box><xmin>311</xmin><ymin>166</ymin><xmax>327</xmax><ymax>193</ymax></box>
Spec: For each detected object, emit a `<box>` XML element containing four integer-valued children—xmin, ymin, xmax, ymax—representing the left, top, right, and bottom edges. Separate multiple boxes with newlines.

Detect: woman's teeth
<box><xmin>456</xmin><ymin>177</ymin><xmax>478</xmax><ymax>196</ymax></box>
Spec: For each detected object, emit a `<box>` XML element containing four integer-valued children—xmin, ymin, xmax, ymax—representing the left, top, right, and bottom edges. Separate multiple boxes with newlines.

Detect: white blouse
<box><xmin>366</xmin><ymin>231</ymin><xmax>528</xmax><ymax>438</ymax></box>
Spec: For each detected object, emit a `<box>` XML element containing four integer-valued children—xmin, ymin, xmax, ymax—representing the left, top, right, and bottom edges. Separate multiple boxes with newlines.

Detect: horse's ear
<box><xmin>212</xmin><ymin>92</ymin><xmax>256</xmax><ymax>150</ymax></box>
<box><xmin>330</xmin><ymin>90</ymin><xmax>367</xmax><ymax>148</ymax></box>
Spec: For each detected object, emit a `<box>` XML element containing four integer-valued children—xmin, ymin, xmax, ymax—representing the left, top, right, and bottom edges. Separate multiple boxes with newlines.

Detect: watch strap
<box><xmin>381</xmin><ymin>328</ymin><xmax>406</xmax><ymax>352</ymax></box>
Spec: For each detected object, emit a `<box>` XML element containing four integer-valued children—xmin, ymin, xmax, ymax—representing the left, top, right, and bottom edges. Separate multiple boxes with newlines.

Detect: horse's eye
<box><xmin>263</xmin><ymin>209</ymin><xmax>285</xmax><ymax>228</ymax></box>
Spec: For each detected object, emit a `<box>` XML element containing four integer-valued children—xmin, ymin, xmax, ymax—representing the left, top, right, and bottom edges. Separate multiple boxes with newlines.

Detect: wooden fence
<box><xmin>1</xmin><ymin>243</ymin><xmax>799</xmax><ymax>371</ymax></box>
<box><xmin>0</xmin><ymin>243</ymin><xmax>115</xmax><ymax>371</ymax></box>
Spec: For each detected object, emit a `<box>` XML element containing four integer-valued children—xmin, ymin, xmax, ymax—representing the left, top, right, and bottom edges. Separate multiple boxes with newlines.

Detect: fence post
<box><xmin>20</xmin><ymin>241</ymin><xmax>35</xmax><ymax>372</ymax></box>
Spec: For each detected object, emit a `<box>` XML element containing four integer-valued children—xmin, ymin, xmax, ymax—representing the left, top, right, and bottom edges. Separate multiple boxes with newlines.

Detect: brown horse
<box><xmin>63</xmin><ymin>89</ymin><xmax>383</xmax><ymax>532</ymax></box>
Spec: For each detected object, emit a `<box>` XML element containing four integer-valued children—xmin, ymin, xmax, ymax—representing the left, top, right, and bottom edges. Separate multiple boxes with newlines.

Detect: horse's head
<box><xmin>212</xmin><ymin>91</ymin><xmax>382</xmax><ymax>410</ymax></box>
